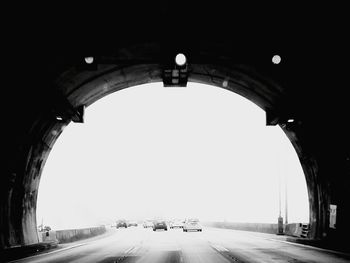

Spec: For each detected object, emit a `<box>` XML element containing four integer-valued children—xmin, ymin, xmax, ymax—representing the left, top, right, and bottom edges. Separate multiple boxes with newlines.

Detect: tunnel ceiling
<box><xmin>4</xmin><ymin>12</ymin><xmax>348</xmax><ymax>173</ymax></box>
<box><xmin>2</xmin><ymin>2</ymin><xmax>350</xmax><ymax>250</ymax></box>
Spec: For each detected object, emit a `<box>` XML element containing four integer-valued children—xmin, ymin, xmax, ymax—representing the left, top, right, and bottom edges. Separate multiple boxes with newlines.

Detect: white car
<box><xmin>183</xmin><ymin>219</ymin><xmax>202</xmax><ymax>232</ymax></box>
<box><xmin>170</xmin><ymin>220</ymin><xmax>184</xmax><ymax>229</ymax></box>
<box><xmin>143</xmin><ymin>220</ymin><xmax>154</xmax><ymax>228</ymax></box>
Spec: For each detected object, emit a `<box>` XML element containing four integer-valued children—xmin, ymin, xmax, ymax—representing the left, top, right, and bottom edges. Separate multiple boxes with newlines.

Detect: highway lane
<box><xmin>10</xmin><ymin>226</ymin><xmax>350</xmax><ymax>263</ymax></box>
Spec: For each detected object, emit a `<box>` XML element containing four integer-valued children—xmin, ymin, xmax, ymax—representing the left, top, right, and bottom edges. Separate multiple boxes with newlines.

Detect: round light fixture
<box><xmin>84</xmin><ymin>56</ymin><xmax>94</xmax><ymax>64</ymax></box>
<box><xmin>175</xmin><ymin>53</ymin><xmax>186</xmax><ymax>66</ymax></box>
<box><xmin>272</xmin><ymin>55</ymin><xmax>281</xmax><ymax>64</ymax></box>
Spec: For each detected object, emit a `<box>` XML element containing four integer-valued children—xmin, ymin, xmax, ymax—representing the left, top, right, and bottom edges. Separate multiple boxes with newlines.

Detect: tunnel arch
<box><xmin>10</xmin><ymin>58</ymin><xmax>322</xmax><ymax>250</ymax></box>
<box><xmin>2</xmin><ymin>44</ymin><xmax>334</xmax><ymax>249</ymax></box>
<box><xmin>2</xmin><ymin>0</ymin><xmax>350</xmax><ymax>253</ymax></box>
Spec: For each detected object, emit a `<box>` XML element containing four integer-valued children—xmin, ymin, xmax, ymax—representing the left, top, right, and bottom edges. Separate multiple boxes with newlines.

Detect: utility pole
<box><xmin>279</xmin><ymin>174</ymin><xmax>282</xmax><ymax>218</ymax></box>
<box><xmin>285</xmin><ymin>173</ymin><xmax>288</xmax><ymax>224</ymax></box>
<box><xmin>276</xmin><ymin>142</ymin><xmax>284</xmax><ymax>235</ymax></box>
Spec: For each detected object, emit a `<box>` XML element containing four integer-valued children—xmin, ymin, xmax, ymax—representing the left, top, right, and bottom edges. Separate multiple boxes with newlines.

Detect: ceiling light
<box><xmin>272</xmin><ymin>55</ymin><xmax>281</xmax><ymax>64</ymax></box>
<box><xmin>84</xmin><ymin>56</ymin><xmax>94</xmax><ymax>64</ymax></box>
<box><xmin>175</xmin><ymin>53</ymin><xmax>186</xmax><ymax>66</ymax></box>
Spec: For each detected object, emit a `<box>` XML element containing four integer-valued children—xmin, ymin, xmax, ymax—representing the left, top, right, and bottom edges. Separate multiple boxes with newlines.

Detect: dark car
<box><xmin>127</xmin><ymin>221</ymin><xmax>138</xmax><ymax>227</ymax></box>
<box><xmin>116</xmin><ymin>220</ymin><xmax>128</xmax><ymax>228</ymax></box>
<box><xmin>153</xmin><ymin>220</ymin><xmax>168</xmax><ymax>231</ymax></box>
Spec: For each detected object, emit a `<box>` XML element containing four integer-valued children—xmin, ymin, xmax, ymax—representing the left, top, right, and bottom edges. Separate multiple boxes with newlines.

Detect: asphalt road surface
<box><xmin>9</xmin><ymin>226</ymin><xmax>350</xmax><ymax>263</ymax></box>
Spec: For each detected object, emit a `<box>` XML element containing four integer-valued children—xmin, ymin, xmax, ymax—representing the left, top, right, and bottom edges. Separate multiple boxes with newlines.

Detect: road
<box><xmin>9</xmin><ymin>226</ymin><xmax>350</xmax><ymax>263</ymax></box>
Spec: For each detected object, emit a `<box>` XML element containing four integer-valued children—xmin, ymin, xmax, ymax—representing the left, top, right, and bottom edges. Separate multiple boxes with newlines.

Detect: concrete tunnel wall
<box><xmin>2</xmin><ymin>46</ymin><xmax>349</xmax><ymax>251</ymax></box>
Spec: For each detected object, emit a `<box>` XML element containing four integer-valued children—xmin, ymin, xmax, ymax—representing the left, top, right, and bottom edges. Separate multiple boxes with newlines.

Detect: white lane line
<box><xmin>210</xmin><ymin>243</ymin><xmax>229</xmax><ymax>252</ymax></box>
<box><xmin>8</xmin><ymin>242</ymin><xmax>89</xmax><ymax>263</ymax></box>
<box><xmin>124</xmin><ymin>245</ymin><xmax>144</xmax><ymax>255</ymax></box>
<box><xmin>123</xmin><ymin>246</ymin><xmax>136</xmax><ymax>254</ymax></box>
<box><xmin>10</xmin><ymin>230</ymin><xmax>120</xmax><ymax>262</ymax></box>
<box><xmin>265</xmin><ymin>238</ymin><xmax>350</xmax><ymax>257</ymax></box>
<box><xmin>210</xmin><ymin>227</ymin><xmax>350</xmax><ymax>257</ymax></box>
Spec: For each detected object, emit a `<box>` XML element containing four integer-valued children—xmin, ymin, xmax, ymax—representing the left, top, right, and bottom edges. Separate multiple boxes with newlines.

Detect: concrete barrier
<box><xmin>284</xmin><ymin>223</ymin><xmax>301</xmax><ymax>237</ymax></box>
<box><xmin>40</xmin><ymin>226</ymin><xmax>106</xmax><ymax>244</ymax></box>
<box><xmin>202</xmin><ymin>221</ymin><xmax>278</xmax><ymax>234</ymax></box>
<box><xmin>41</xmin><ymin>230</ymin><xmax>58</xmax><ymax>243</ymax></box>
<box><xmin>285</xmin><ymin>223</ymin><xmax>309</xmax><ymax>238</ymax></box>
<box><xmin>203</xmin><ymin>221</ymin><xmax>310</xmax><ymax>237</ymax></box>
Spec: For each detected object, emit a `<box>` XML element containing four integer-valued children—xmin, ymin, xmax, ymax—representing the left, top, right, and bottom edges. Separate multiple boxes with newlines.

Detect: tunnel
<box><xmin>2</xmin><ymin>5</ymin><xmax>350</xmax><ymax>253</ymax></box>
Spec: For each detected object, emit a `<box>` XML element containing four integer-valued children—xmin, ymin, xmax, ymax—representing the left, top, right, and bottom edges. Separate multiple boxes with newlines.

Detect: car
<box><xmin>116</xmin><ymin>220</ymin><xmax>128</xmax><ymax>228</ymax></box>
<box><xmin>143</xmin><ymin>220</ymin><xmax>154</xmax><ymax>228</ymax></box>
<box><xmin>170</xmin><ymin>220</ymin><xmax>184</xmax><ymax>229</ymax></box>
<box><xmin>127</xmin><ymin>221</ymin><xmax>138</xmax><ymax>227</ymax></box>
<box><xmin>183</xmin><ymin>218</ymin><xmax>202</xmax><ymax>232</ymax></box>
<box><xmin>153</xmin><ymin>220</ymin><xmax>168</xmax><ymax>231</ymax></box>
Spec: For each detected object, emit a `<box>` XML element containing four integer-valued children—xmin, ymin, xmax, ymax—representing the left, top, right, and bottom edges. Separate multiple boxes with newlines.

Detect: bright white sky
<box><xmin>36</xmin><ymin>82</ymin><xmax>309</xmax><ymax>230</ymax></box>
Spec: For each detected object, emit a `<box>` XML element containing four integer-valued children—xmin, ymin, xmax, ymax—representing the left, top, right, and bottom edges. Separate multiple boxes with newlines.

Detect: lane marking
<box><xmin>123</xmin><ymin>246</ymin><xmax>135</xmax><ymax>254</ymax></box>
<box><xmin>8</xmin><ymin>242</ymin><xmax>89</xmax><ymax>263</ymax></box>
<box><xmin>8</xmin><ymin>230</ymin><xmax>119</xmax><ymax>262</ymax></box>
<box><xmin>208</xmin><ymin>227</ymin><xmax>350</xmax><ymax>257</ymax></box>
<box><xmin>210</xmin><ymin>243</ymin><xmax>229</xmax><ymax>252</ymax></box>
<box><xmin>265</xmin><ymin>238</ymin><xmax>350</xmax><ymax>257</ymax></box>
